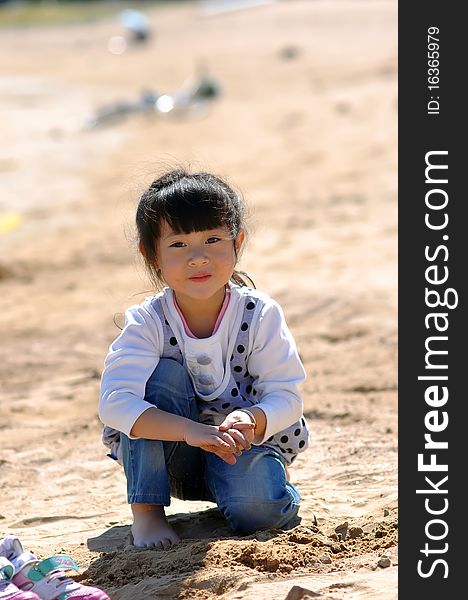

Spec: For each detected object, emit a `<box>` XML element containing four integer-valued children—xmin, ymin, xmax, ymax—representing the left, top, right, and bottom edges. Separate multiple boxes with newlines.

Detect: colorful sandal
<box><xmin>0</xmin><ymin>557</ymin><xmax>40</xmax><ymax>600</ymax></box>
<box><xmin>11</xmin><ymin>553</ymin><xmax>110</xmax><ymax>600</ymax></box>
<box><xmin>0</xmin><ymin>538</ymin><xmax>24</xmax><ymax>563</ymax></box>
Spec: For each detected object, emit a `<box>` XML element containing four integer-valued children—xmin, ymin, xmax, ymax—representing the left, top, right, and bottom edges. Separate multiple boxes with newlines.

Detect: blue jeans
<box><xmin>120</xmin><ymin>359</ymin><xmax>301</xmax><ymax>535</ymax></box>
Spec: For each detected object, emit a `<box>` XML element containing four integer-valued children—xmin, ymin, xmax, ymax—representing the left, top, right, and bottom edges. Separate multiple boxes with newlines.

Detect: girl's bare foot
<box><xmin>131</xmin><ymin>504</ymin><xmax>180</xmax><ymax>549</ymax></box>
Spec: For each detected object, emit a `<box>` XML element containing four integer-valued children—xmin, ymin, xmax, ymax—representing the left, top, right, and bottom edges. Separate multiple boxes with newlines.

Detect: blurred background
<box><xmin>0</xmin><ymin>1</ymin><xmax>398</xmax><ymax>597</ymax></box>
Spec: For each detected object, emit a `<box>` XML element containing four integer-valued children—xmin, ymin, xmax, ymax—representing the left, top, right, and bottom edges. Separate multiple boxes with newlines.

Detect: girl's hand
<box><xmin>183</xmin><ymin>421</ymin><xmax>240</xmax><ymax>465</ymax></box>
<box><xmin>218</xmin><ymin>410</ymin><xmax>256</xmax><ymax>450</ymax></box>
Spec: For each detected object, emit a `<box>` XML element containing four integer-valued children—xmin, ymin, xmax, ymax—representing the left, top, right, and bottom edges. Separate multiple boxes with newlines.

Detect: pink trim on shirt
<box><xmin>173</xmin><ymin>288</ymin><xmax>231</xmax><ymax>338</ymax></box>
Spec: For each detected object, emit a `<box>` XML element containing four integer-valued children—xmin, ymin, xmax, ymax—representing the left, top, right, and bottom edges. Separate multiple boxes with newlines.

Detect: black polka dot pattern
<box><xmin>246</xmin><ymin>301</ymin><xmax>255</xmax><ymax>310</ymax></box>
<box><xmin>261</xmin><ymin>417</ymin><xmax>309</xmax><ymax>462</ymax></box>
<box><xmin>233</xmin><ymin>366</ymin><xmax>242</xmax><ymax>373</ymax></box>
<box><xmin>241</xmin><ymin>322</ymin><xmax>248</xmax><ymax>331</ymax></box>
<box><xmin>169</xmin><ymin>337</ymin><xmax>177</xmax><ymax>346</ymax></box>
<box><xmin>231</xmin><ymin>388</ymin><xmax>239</xmax><ymax>397</ymax></box>
<box><xmin>237</xmin><ymin>344</ymin><xmax>245</xmax><ymax>354</ymax></box>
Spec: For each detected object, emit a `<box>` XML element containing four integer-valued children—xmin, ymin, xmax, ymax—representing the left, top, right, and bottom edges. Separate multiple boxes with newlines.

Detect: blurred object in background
<box><xmin>0</xmin><ymin>1</ymin><xmax>128</xmax><ymax>27</ymax></box>
<box><xmin>107</xmin><ymin>8</ymin><xmax>152</xmax><ymax>55</ymax></box>
<box><xmin>82</xmin><ymin>67</ymin><xmax>221</xmax><ymax>130</ymax></box>
<box><xmin>163</xmin><ymin>66</ymin><xmax>221</xmax><ymax>115</ymax></box>
<box><xmin>198</xmin><ymin>0</ymin><xmax>277</xmax><ymax>17</ymax></box>
<box><xmin>107</xmin><ymin>35</ymin><xmax>128</xmax><ymax>56</ymax></box>
<box><xmin>82</xmin><ymin>89</ymin><xmax>159</xmax><ymax>130</ymax></box>
<box><xmin>278</xmin><ymin>45</ymin><xmax>301</xmax><ymax>61</ymax></box>
<box><xmin>119</xmin><ymin>8</ymin><xmax>151</xmax><ymax>43</ymax></box>
<box><xmin>0</xmin><ymin>212</ymin><xmax>23</xmax><ymax>236</ymax></box>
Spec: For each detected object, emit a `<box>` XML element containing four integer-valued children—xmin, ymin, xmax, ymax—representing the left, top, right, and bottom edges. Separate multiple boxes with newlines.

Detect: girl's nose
<box><xmin>188</xmin><ymin>248</ymin><xmax>209</xmax><ymax>266</ymax></box>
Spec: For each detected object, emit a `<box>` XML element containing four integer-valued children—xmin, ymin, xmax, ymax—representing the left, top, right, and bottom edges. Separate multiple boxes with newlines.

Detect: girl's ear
<box><xmin>139</xmin><ymin>242</ymin><xmax>146</xmax><ymax>258</ymax></box>
<box><xmin>235</xmin><ymin>229</ymin><xmax>245</xmax><ymax>252</ymax></box>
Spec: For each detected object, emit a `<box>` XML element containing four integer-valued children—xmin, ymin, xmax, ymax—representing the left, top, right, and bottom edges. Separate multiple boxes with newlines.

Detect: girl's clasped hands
<box><xmin>184</xmin><ymin>410</ymin><xmax>256</xmax><ymax>465</ymax></box>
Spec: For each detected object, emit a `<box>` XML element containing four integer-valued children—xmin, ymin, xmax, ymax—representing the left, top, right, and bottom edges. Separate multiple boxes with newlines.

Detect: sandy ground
<box><xmin>0</xmin><ymin>1</ymin><xmax>397</xmax><ymax>598</ymax></box>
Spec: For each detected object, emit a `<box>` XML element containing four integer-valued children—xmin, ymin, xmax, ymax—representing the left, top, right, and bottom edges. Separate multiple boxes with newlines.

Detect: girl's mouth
<box><xmin>189</xmin><ymin>274</ymin><xmax>211</xmax><ymax>282</ymax></box>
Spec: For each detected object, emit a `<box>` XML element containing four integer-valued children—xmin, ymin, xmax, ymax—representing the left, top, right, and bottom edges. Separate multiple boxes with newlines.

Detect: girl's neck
<box><xmin>173</xmin><ymin>287</ymin><xmax>227</xmax><ymax>338</ymax></box>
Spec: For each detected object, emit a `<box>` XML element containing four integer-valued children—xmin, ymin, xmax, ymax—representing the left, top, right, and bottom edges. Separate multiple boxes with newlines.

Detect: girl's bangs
<box><xmin>163</xmin><ymin>195</ymin><xmax>232</xmax><ymax>235</ymax></box>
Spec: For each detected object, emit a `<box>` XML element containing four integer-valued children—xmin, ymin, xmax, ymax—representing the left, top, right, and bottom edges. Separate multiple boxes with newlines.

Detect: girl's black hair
<box><xmin>136</xmin><ymin>168</ymin><xmax>254</xmax><ymax>289</ymax></box>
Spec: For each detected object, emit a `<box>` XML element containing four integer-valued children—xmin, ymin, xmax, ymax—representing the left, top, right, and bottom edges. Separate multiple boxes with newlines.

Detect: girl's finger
<box><xmin>204</xmin><ymin>443</ymin><xmax>231</xmax><ymax>454</ymax></box>
<box><xmin>218</xmin><ymin>421</ymin><xmax>254</xmax><ymax>432</ymax></box>
<box><xmin>204</xmin><ymin>435</ymin><xmax>235</xmax><ymax>453</ymax></box>
<box><xmin>230</xmin><ymin>422</ymin><xmax>255</xmax><ymax>430</ymax></box>
<box><xmin>218</xmin><ymin>431</ymin><xmax>238</xmax><ymax>452</ymax></box>
<box><xmin>209</xmin><ymin>438</ymin><xmax>231</xmax><ymax>451</ymax></box>
<box><xmin>227</xmin><ymin>428</ymin><xmax>248</xmax><ymax>450</ymax></box>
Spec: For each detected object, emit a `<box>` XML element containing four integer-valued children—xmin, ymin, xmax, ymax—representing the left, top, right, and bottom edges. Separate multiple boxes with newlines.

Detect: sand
<box><xmin>0</xmin><ymin>1</ymin><xmax>397</xmax><ymax>598</ymax></box>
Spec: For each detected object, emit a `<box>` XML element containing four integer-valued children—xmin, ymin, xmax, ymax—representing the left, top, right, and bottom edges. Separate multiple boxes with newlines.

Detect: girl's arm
<box><xmin>99</xmin><ymin>303</ymin><xmax>165</xmax><ymax>436</ymax></box>
<box><xmin>130</xmin><ymin>406</ymin><xmax>201</xmax><ymax>439</ymax></box>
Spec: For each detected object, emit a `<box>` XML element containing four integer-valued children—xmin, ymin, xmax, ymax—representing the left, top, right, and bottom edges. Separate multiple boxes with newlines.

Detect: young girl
<box><xmin>99</xmin><ymin>168</ymin><xmax>309</xmax><ymax>549</ymax></box>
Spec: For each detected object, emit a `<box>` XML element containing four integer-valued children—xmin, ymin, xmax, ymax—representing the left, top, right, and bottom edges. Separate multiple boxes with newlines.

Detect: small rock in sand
<box><xmin>284</xmin><ymin>585</ymin><xmax>322</xmax><ymax>599</ymax></box>
<box><xmin>378</xmin><ymin>556</ymin><xmax>392</xmax><ymax>568</ymax></box>
<box><xmin>335</xmin><ymin>521</ymin><xmax>349</xmax><ymax>532</ymax></box>
<box><xmin>349</xmin><ymin>526</ymin><xmax>363</xmax><ymax>538</ymax></box>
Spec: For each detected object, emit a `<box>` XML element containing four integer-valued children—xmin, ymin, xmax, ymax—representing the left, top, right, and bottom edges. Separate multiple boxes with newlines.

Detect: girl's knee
<box><xmin>223</xmin><ymin>498</ymin><xmax>299</xmax><ymax>535</ymax></box>
<box><xmin>145</xmin><ymin>359</ymin><xmax>194</xmax><ymax>409</ymax></box>
<box><xmin>148</xmin><ymin>358</ymin><xmax>188</xmax><ymax>386</ymax></box>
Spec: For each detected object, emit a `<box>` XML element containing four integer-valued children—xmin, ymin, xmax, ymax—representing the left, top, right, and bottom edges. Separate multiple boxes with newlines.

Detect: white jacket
<box><xmin>99</xmin><ymin>285</ymin><xmax>308</xmax><ymax>460</ymax></box>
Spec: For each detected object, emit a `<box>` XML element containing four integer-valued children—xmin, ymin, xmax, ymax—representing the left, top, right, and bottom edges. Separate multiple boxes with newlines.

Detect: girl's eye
<box><xmin>206</xmin><ymin>237</ymin><xmax>221</xmax><ymax>244</ymax></box>
<box><xmin>169</xmin><ymin>242</ymin><xmax>186</xmax><ymax>248</ymax></box>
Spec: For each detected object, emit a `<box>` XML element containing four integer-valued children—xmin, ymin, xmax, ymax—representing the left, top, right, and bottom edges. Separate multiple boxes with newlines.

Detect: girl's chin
<box><xmin>176</xmin><ymin>286</ymin><xmax>225</xmax><ymax>302</ymax></box>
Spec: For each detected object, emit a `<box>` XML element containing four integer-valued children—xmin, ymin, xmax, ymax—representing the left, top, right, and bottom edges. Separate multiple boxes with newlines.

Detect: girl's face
<box><xmin>153</xmin><ymin>220</ymin><xmax>244</xmax><ymax>305</ymax></box>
